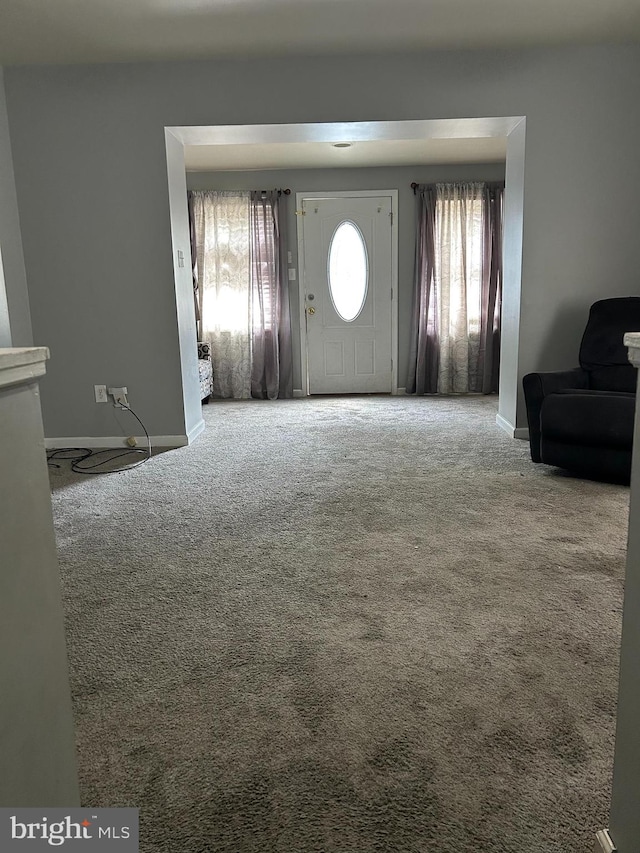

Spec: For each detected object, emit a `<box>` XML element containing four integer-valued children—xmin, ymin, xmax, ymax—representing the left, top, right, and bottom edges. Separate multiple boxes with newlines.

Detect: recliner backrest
<box><xmin>579</xmin><ymin>297</ymin><xmax>640</xmax><ymax>392</ymax></box>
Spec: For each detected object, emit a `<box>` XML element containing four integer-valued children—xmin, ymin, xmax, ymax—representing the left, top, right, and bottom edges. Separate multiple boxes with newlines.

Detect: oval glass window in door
<box><xmin>327</xmin><ymin>220</ymin><xmax>369</xmax><ymax>322</ymax></box>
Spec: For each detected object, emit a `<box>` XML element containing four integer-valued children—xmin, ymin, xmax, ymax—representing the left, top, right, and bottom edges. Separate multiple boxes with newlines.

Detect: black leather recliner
<box><xmin>523</xmin><ymin>297</ymin><xmax>640</xmax><ymax>483</ymax></box>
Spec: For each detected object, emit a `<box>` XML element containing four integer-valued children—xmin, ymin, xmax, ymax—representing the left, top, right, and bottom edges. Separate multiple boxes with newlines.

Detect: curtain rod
<box><xmin>260</xmin><ymin>188</ymin><xmax>291</xmax><ymax>196</ymax></box>
<box><xmin>410</xmin><ymin>181</ymin><xmax>505</xmax><ymax>194</ymax></box>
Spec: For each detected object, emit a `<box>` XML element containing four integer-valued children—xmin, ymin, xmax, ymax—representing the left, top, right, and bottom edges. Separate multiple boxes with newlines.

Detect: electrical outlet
<box><xmin>94</xmin><ymin>384</ymin><xmax>108</xmax><ymax>403</ymax></box>
<box><xmin>108</xmin><ymin>386</ymin><xmax>129</xmax><ymax>408</ymax></box>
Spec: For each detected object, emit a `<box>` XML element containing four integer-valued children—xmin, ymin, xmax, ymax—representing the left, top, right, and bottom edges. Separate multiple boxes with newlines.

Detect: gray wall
<box><xmin>4</xmin><ymin>45</ymin><xmax>640</xmax><ymax>438</ymax></box>
<box><xmin>186</xmin><ymin>163</ymin><xmax>506</xmax><ymax>391</ymax></box>
<box><xmin>0</xmin><ymin>68</ymin><xmax>31</xmax><ymax>347</ymax></box>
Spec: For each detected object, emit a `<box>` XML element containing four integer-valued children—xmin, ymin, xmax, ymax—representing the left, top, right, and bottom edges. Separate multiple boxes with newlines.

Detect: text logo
<box><xmin>1</xmin><ymin>809</ymin><xmax>138</xmax><ymax>850</ymax></box>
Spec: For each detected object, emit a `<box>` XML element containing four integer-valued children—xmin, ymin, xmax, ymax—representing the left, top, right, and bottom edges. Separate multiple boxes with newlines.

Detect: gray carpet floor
<box><xmin>49</xmin><ymin>395</ymin><xmax>629</xmax><ymax>853</ymax></box>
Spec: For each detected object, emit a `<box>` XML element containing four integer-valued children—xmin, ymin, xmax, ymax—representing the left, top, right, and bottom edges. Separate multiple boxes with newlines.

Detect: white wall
<box><xmin>499</xmin><ymin>119</ymin><xmax>526</xmax><ymax>430</ymax></box>
<box><xmin>0</xmin><ymin>68</ymin><xmax>31</xmax><ymax>347</ymax></box>
<box><xmin>4</xmin><ymin>45</ymin><xmax>640</xmax><ymax>438</ymax></box>
<box><xmin>0</xmin><ymin>249</ymin><xmax>10</xmax><ymax>349</ymax></box>
<box><xmin>166</xmin><ymin>131</ymin><xmax>203</xmax><ymax>442</ymax></box>
<box><xmin>186</xmin><ymin>162</ymin><xmax>506</xmax><ymax>391</ymax></box>
<box><xmin>610</xmin><ymin>349</ymin><xmax>640</xmax><ymax>852</ymax></box>
<box><xmin>0</xmin><ymin>355</ymin><xmax>79</xmax><ymax>807</ymax></box>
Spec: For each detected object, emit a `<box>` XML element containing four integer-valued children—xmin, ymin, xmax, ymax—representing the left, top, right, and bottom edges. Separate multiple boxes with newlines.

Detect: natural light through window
<box><xmin>435</xmin><ymin>197</ymin><xmax>483</xmax><ymax>337</ymax></box>
<box><xmin>328</xmin><ymin>220</ymin><xmax>368</xmax><ymax>322</ymax></box>
<box><xmin>203</xmin><ymin>282</ymin><xmax>248</xmax><ymax>335</ymax></box>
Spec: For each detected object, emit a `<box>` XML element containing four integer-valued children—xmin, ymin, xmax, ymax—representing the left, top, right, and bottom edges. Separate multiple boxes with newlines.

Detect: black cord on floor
<box><xmin>47</xmin><ymin>403</ymin><xmax>152</xmax><ymax>475</ymax></box>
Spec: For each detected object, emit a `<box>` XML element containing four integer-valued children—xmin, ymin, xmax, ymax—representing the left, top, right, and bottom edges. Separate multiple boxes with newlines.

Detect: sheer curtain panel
<box><xmin>435</xmin><ymin>182</ymin><xmax>484</xmax><ymax>393</ymax></box>
<box><xmin>190</xmin><ymin>189</ymin><xmax>293</xmax><ymax>400</ymax></box>
<box><xmin>192</xmin><ymin>191</ymin><xmax>252</xmax><ymax>399</ymax></box>
<box><xmin>408</xmin><ymin>182</ymin><xmax>504</xmax><ymax>395</ymax></box>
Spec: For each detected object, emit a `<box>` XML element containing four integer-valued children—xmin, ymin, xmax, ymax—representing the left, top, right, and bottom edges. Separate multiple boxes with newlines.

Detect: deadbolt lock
<box><xmin>307</xmin><ymin>306</ymin><xmax>316</xmax><ymax>315</ymax></box>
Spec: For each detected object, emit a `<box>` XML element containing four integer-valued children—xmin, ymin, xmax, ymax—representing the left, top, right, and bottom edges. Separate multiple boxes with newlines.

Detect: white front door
<box><xmin>300</xmin><ymin>195</ymin><xmax>393</xmax><ymax>394</ymax></box>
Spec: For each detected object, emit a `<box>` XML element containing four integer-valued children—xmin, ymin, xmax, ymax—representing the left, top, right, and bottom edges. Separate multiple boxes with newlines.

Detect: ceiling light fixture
<box><xmin>333</xmin><ymin>142</ymin><xmax>352</xmax><ymax>148</ymax></box>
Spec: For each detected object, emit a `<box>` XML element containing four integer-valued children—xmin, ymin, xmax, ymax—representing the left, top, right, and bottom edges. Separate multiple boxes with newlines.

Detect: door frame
<box><xmin>295</xmin><ymin>189</ymin><xmax>399</xmax><ymax>396</ymax></box>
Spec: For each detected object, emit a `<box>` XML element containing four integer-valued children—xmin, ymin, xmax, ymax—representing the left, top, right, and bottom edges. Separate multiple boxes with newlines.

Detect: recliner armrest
<box><xmin>522</xmin><ymin>367</ymin><xmax>589</xmax><ymax>462</ymax></box>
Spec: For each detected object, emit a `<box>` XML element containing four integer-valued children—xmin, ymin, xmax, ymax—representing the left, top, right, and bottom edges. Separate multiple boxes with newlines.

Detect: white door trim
<box><xmin>296</xmin><ymin>190</ymin><xmax>399</xmax><ymax>396</ymax></box>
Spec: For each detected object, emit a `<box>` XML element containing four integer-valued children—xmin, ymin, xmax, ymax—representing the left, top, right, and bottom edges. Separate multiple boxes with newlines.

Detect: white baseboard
<box><xmin>187</xmin><ymin>417</ymin><xmax>205</xmax><ymax>444</ymax></box>
<box><xmin>294</xmin><ymin>388</ymin><xmax>405</xmax><ymax>397</ymax></box>
<box><xmin>45</xmin><ymin>434</ymin><xmax>190</xmax><ymax>450</ymax></box>
<box><xmin>595</xmin><ymin>829</ymin><xmax>616</xmax><ymax>853</ymax></box>
<box><xmin>496</xmin><ymin>413</ymin><xmax>529</xmax><ymax>441</ymax></box>
<box><xmin>496</xmin><ymin>413</ymin><xmax>515</xmax><ymax>437</ymax></box>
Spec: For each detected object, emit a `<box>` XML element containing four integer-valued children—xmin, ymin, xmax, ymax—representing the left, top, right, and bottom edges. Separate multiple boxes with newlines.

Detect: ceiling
<box><xmin>1</xmin><ymin>0</ymin><xmax>640</xmax><ymax>67</ymax></box>
<box><xmin>174</xmin><ymin>118</ymin><xmax>516</xmax><ymax>171</ymax></box>
<box><xmin>183</xmin><ymin>137</ymin><xmax>508</xmax><ymax>172</ymax></box>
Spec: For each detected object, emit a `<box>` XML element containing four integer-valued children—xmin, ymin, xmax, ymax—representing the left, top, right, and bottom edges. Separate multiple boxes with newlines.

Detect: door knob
<box><xmin>307</xmin><ymin>306</ymin><xmax>316</xmax><ymax>315</ymax></box>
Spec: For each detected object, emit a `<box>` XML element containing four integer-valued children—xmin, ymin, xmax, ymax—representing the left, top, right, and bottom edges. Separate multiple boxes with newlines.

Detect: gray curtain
<box><xmin>407</xmin><ymin>186</ymin><xmax>439</xmax><ymax>394</ymax></box>
<box><xmin>479</xmin><ymin>184</ymin><xmax>503</xmax><ymax>393</ymax></box>
<box><xmin>407</xmin><ymin>181</ymin><xmax>504</xmax><ymax>395</ymax></box>
<box><xmin>249</xmin><ymin>191</ymin><xmax>293</xmax><ymax>399</ymax></box>
<box><xmin>187</xmin><ymin>192</ymin><xmax>202</xmax><ymax>340</ymax></box>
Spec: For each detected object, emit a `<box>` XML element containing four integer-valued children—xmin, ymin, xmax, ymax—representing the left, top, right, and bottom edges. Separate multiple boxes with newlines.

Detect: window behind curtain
<box><xmin>250</xmin><ymin>200</ymin><xmax>276</xmax><ymax>333</ymax></box>
<box><xmin>190</xmin><ymin>189</ymin><xmax>290</xmax><ymax>400</ymax></box>
<box><xmin>192</xmin><ymin>191</ymin><xmax>252</xmax><ymax>398</ymax></box>
<box><xmin>434</xmin><ymin>185</ymin><xmax>485</xmax><ymax>392</ymax></box>
<box><xmin>408</xmin><ymin>181</ymin><xmax>504</xmax><ymax>395</ymax></box>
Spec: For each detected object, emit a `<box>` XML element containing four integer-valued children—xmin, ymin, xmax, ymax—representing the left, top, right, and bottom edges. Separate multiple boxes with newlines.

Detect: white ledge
<box><xmin>625</xmin><ymin>333</ymin><xmax>640</xmax><ymax>368</ymax></box>
<box><xmin>0</xmin><ymin>347</ymin><xmax>50</xmax><ymax>390</ymax></box>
